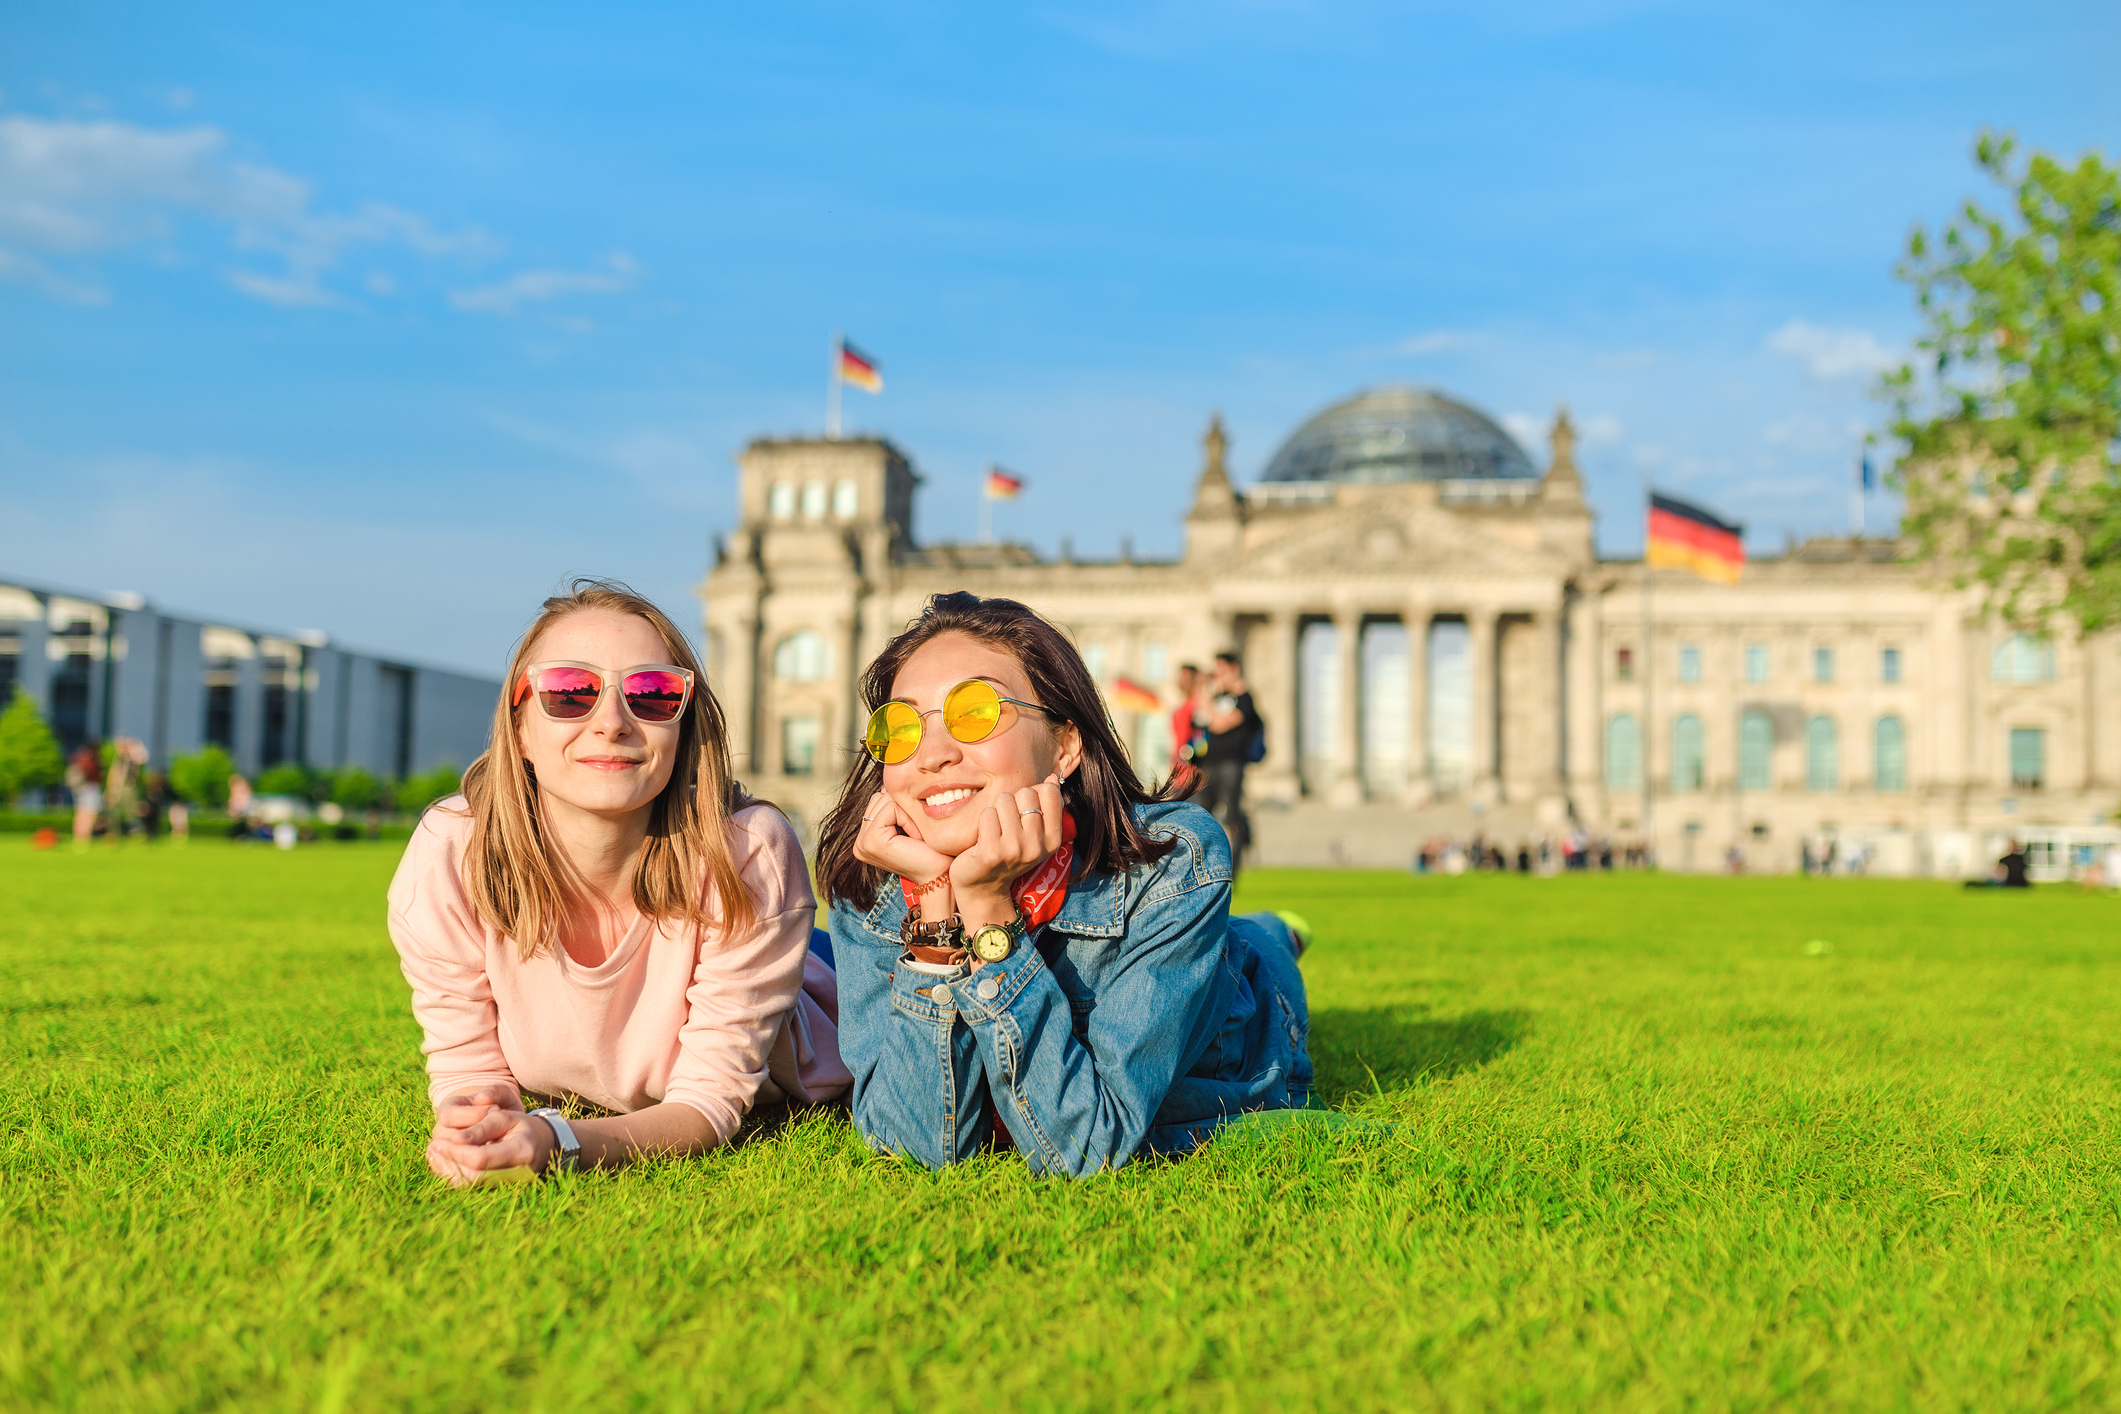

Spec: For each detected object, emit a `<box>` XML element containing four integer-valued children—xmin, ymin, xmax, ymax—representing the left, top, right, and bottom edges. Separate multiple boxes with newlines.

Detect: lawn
<box><xmin>3</xmin><ymin>841</ymin><xmax>2118</xmax><ymax>1412</ymax></box>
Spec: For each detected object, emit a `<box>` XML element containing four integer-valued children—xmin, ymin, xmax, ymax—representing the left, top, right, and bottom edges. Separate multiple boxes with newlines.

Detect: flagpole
<box><xmin>1642</xmin><ymin>478</ymin><xmax>1655</xmax><ymax>867</ymax></box>
<box><xmin>979</xmin><ymin>465</ymin><xmax>994</xmax><ymax>545</ymax></box>
<box><xmin>827</xmin><ymin>330</ymin><xmax>842</xmax><ymax>440</ymax></box>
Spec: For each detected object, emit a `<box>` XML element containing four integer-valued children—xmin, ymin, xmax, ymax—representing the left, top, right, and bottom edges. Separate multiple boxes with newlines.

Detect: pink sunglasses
<box><xmin>511</xmin><ymin>660</ymin><xmax>695</xmax><ymax>724</ymax></box>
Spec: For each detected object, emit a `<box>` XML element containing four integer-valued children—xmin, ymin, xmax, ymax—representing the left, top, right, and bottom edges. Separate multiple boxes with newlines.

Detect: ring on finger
<box><xmin>1020</xmin><ymin>807</ymin><xmax>1041</xmax><ymax>816</ymax></box>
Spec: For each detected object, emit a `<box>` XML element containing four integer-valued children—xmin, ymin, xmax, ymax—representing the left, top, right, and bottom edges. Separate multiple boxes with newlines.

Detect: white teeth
<box><xmin>926</xmin><ymin>788</ymin><xmax>974</xmax><ymax>806</ymax></box>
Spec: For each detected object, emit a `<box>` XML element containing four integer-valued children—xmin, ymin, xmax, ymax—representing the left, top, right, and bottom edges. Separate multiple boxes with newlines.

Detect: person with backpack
<box><xmin>1195</xmin><ymin>651</ymin><xmax>1262</xmax><ymax>860</ymax></box>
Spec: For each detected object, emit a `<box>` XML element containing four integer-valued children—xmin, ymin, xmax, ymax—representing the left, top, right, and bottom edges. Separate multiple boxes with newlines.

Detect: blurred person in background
<box><xmin>1169</xmin><ymin>663</ymin><xmax>1206</xmax><ymax>791</ymax></box>
<box><xmin>813</xmin><ymin>591</ymin><xmax>1311</xmax><ymax>1176</ymax></box>
<box><xmin>1194</xmin><ymin>651</ymin><xmax>1261</xmax><ymax>861</ymax></box>
<box><xmin>389</xmin><ymin>580</ymin><xmax>848</xmax><ymax>1186</ymax></box>
<box><xmin>66</xmin><ymin>742</ymin><xmax>102</xmax><ymax>848</ymax></box>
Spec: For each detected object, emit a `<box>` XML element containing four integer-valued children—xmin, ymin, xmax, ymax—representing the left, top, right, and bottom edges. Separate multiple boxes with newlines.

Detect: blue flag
<box><xmin>1860</xmin><ymin>452</ymin><xmax>1876</xmax><ymax>491</ymax></box>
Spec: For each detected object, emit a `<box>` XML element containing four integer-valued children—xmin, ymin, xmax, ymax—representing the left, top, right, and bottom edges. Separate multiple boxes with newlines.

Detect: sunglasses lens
<box><xmin>943</xmin><ymin>679</ymin><xmax>1004</xmax><ymax>744</ymax></box>
<box><xmin>534</xmin><ymin>667</ymin><xmax>601</xmax><ymax>719</ymax></box>
<box><xmin>622</xmin><ymin>670</ymin><xmax>688</xmax><ymax>723</ymax></box>
<box><xmin>865</xmin><ymin>702</ymin><xmax>923</xmax><ymax>764</ymax></box>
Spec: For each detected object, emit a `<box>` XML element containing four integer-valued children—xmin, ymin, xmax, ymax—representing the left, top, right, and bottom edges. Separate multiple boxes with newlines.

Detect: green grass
<box><xmin>4</xmin><ymin>842</ymin><xmax>2119</xmax><ymax>1412</ymax></box>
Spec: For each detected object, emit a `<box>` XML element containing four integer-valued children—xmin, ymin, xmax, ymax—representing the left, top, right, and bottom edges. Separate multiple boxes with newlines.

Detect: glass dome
<box><xmin>1258</xmin><ymin>386</ymin><xmax>1538</xmax><ymax>484</ymax></box>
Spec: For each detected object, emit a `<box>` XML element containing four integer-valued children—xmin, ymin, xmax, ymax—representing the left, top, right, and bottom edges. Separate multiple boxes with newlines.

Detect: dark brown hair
<box><xmin>816</xmin><ymin>591</ymin><xmax>1185</xmax><ymax>908</ymax></box>
<box><xmin>456</xmin><ymin>578</ymin><xmax>758</xmax><ymax>959</ymax></box>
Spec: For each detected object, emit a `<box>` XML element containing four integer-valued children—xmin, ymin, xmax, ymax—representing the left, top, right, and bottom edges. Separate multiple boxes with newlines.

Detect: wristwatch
<box><xmin>530</xmin><ymin>1106</ymin><xmax>581</xmax><ymax>1174</ymax></box>
<box><xmin>968</xmin><ymin>912</ymin><xmax>1026</xmax><ymax>964</ymax></box>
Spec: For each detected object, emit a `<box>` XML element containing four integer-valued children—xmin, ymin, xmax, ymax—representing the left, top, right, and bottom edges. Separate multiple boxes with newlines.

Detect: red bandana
<box><xmin>900</xmin><ymin>811</ymin><xmax>1075</xmax><ymax>930</ymax></box>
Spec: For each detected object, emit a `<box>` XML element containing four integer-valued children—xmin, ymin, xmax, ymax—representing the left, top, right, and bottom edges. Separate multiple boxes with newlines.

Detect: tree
<box><xmin>169</xmin><ymin>746</ymin><xmax>236</xmax><ymax>808</ymax></box>
<box><xmin>326</xmin><ymin>766</ymin><xmax>383</xmax><ymax>811</ymax></box>
<box><xmin>392</xmin><ymin>762</ymin><xmax>463</xmax><ymax>816</ymax></box>
<box><xmin>0</xmin><ymin>693</ymin><xmax>66</xmax><ymax>804</ymax></box>
<box><xmin>255</xmin><ymin>763</ymin><xmax>314</xmax><ymax>797</ymax></box>
<box><xmin>1882</xmin><ymin>132</ymin><xmax>2121</xmax><ymax>632</ymax></box>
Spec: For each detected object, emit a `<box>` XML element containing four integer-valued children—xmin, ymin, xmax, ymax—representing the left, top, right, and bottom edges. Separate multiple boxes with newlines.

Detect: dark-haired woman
<box><xmin>815</xmin><ymin>591</ymin><xmax>1312</xmax><ymax>1176</ymax></box>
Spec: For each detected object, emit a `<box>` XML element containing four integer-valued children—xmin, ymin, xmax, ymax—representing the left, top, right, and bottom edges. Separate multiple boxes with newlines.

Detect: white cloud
<box><xmin>0</xmin><ymin>114</ymin><xmax>496</xmax><ymax>307</ymax></box>
<box><xmin>1581</xmin><ymin>413</ymin><xmax>1623</xmax><ymax>444</ymax></box>
<box><xmin>1396</xmin><ymin>329</ymin><xmax>1462</xmax><ymax>355</ymax></box>
<box><xmin>1766</xmin><ymin>319</ymin><xmax>1898</xmax><ymax>381</ymax></box>
<box><xmin>449</xmin><ymin>253</ymin><xmax>640</xmax><ymax>315</ymax></box>
<box><xmin>1501</xmin><ymin>411</ymin><xmax>1542</xmax><ymax>448</ymax></box>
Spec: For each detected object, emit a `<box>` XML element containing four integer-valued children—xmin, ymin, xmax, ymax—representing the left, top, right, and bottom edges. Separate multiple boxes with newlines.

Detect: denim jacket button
<box><xmin>976</xmin><ymin>977</ymin><xmax>1000</xmax><ymax>1001</ymax></box>
<box><xmin>931</xmin><ymin>984</ymin><xmax>954</xmax><ymax>1010</ymax></box>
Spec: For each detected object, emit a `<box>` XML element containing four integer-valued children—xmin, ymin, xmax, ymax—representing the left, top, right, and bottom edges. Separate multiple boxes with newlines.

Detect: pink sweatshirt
<box><xmin>386</xmin><ymin>800</ymin><xmax>851</xmax><ymax>1143</ymax></box>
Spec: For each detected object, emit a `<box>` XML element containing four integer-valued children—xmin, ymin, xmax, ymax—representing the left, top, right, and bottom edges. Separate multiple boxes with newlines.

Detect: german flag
<box><xmin>1109</xmin><ymin>677</ymin><xmax>1161</xmax><ymax>713</ymax></box>
<box><xmin>1647</xmin><ymin>491</ymin><xmax>1744</xmax><ymax>585</ymax></box>
<box><xmin>837</xmin><ymin>339</ymin><xmax>883</xmax><ymax>394</ymax></box>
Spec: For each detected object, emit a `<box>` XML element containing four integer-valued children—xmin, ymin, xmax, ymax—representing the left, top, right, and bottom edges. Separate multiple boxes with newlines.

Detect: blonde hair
<box><xmin>458</xmin><ymin>578</ymin><xmax>758</xmax><ymax>960</ymax></box>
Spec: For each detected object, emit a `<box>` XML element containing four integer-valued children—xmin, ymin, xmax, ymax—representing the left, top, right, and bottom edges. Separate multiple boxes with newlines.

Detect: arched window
<box><xmin>772</xmin><ymin>630</ymin><xmax>828</xmax><ymax>683</ymax></box>
<box><xmin>1991</xmin><ymin>634</ymin><xmax>2055</xmax><ymax>684</ymax></box>
<box><xmin>799</xmin><ymin>480</ymin><xmax>828</xmax><ymax>519</ymax></box>
<box><xmin>1739</xmin><ymin>709</ymin><xmax>1773</xmax><ymax>790</ymax></box>
<box><xmin>831</xmin><ymin>479</ymin><xmax>859</xmax><ymax>518</ymax></box>
<box><xmin>1874</xmin><ymin>715</ymin><xmax>1906</xmax><ymax>791</ymax></box>
<box><xmin>1671</xmin><ymin>713</ymin><xmax>1704</xmax><ymax>791</ymax></box>
<box><xmin>1605</xmin><ymin>713</ymin><xmax>1641</xmax><ymax>791</ymax></box>
<box><xmin>767</xmin><ymin>481</ymin><xmax>796</xmax><ymax>519</ymax></box>
<box><xmin>1806</xmin><ymin>715</ymin><xmax>1839</xmax><ymax>790</ymax></box>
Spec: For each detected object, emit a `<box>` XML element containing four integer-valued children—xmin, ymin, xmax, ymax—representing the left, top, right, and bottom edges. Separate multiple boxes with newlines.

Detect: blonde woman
<box><xmin>388</xmin><ymin>580</ymin><xmax>849</xmax><ymax>1184</ymax></box>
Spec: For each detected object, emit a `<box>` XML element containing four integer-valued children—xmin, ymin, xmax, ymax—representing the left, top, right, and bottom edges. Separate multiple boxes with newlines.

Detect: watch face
<box><xmin>971</xmin><ymin>927</ymin><xmax>1014</xmax><ymax>962</ymax></box>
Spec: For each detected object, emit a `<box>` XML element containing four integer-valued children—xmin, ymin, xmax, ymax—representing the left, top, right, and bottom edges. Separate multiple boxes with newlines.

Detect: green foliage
<box><xmin>167</xmin><ymin>745</ymin><xmax>235</xmax><ymax>808</ymax></box>
<box><xmin>253</xmin><ymin>763</ymin><xmax>313</xmax><ymax>798</ymax></box>
<box><xmin>326</xmin><ymin>765</ymin><xmax>384</xmax><ymax>811</ymax></box>
<box><xmin>5</xmin><ymin>852</ymin><xmax>2121</xmax><ymax>1410</ymax></box>
<box><xmin>1883</xmin><ymin>131</ymin><xmax>2121</xmax><ymax>633</ymax></box>
<box><xmin>0</xmin><ymin>692</ymin><xmax>65</xmax><ymax>802</ymax></box>
<box><xmin>391</xmin><ymin>761</ymin><xmax>462</xmax><ymax>815</ymax></box>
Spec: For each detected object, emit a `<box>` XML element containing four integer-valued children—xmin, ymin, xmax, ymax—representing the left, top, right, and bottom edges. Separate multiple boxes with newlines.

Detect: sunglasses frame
<box><xmin>512</xmin><ymin>660</ymin><xmax>697</xmax><ymax>725</ymax></box>
<box><xmin>863</xmin><ymin>677</ymin><xmax>1067</xmax><ymax>765</ymax></box>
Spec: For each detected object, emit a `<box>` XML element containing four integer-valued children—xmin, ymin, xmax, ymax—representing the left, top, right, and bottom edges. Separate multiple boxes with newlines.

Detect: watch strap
<box><xmin>530</xmin><ymin>1106</ymin><xmax>581</xmax><ymax>1173</ymax></box>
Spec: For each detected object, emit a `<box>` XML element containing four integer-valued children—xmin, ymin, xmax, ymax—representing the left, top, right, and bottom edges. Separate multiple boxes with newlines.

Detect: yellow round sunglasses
<box><xmin>863</xmin><ymin>678</ymin><xmax>1067</xmax><ymax>765</ymax></box>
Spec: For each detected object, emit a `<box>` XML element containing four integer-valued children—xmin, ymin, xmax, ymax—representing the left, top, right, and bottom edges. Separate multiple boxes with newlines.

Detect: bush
<box><xmin>254</xmin><ymin>764</ymin><xmax>314</xmax><ymax>798</ymax></box>
<box><xmin>326</xmin><ymin>766</ymin><xmax>384</xmax><ymax>811</ymax></box>
<box><xmin>0</xmin><ymin>694</ymin><xmax>65</xmax><ymax>804</ymax></box>
<box><xmin>392</xmin><ymin>762</ymin><xmax>463</xmax><ymax>816</ymax></box>
<box><xmin>169</xmin><ymin>746</ymin><xmax>236</xmax><ymax>808</ymax></box>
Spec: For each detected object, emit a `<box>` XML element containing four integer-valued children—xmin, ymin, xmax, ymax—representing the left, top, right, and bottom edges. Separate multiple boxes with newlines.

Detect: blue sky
<box><xmin>3</xmin><ymin>1</ymin><xmax>2115</xmax><ymax>671</ymax></box>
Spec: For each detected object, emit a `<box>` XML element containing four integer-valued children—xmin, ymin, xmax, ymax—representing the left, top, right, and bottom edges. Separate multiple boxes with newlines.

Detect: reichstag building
<box><xmin>700</xmin><ymin>386</ymin><xmax>2120</xmax><ymax>876</ymax></box>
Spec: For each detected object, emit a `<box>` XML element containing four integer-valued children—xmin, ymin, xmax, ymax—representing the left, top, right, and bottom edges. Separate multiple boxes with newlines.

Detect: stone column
<box><xmin>1564</xmin><ymin>588</ymin><xmax>1602</xmax><ymax>810</ymax></box>
<box><xmin>1331</xmin><ymin>609</ymin><xmax>1364</xmax><ymax>805</ymax></box>
<box><xmin>725</xmin><ymin>608</ymin><xmax>760</xmax><ymax>780</ymax></box>
<box><xmin>1254</xmin><ymin>611</ymin><xmax>1300</xmax><ymax>804</ymax></box>
<box><xmin>1467</xmin><ymin>609</ymin><xmax>1497</xmax><ymax>800</ymax></box>
<box><xmin>1532</xmin><ymin>607</ymin><xmax>1564</xmax><ymax>796</ymax></box>
<box><xmin>1404</xmin><ymin>602</ymin><xmax>1430</xmax><ymax>805</ymax></box>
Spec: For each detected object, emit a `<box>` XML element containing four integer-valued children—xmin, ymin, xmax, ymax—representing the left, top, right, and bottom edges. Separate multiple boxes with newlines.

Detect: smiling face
<box><xmin>880</xmin><ymin>631</ymin><xmax>1083</xmax><ymax>858</ymax></box>
<box><xmin>514</xmin><ymin>609</ymin><xmax>684</xmax><ymax>827</ymax></box>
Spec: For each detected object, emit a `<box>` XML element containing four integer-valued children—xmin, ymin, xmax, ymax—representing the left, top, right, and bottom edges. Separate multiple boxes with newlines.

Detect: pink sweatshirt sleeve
<box><xmin>661</xmin><ymin>805</ymin><xmax>819</xmax><ymax>1141</ymax></box>
<box><xmin>385</xmin><ymin>803</ymin><xmax>520</xmax><ymax>1107</ymax></box>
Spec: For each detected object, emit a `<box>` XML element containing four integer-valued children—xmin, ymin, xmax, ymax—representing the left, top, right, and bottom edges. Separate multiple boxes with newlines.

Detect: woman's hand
<box><xmin>951</xmin><ymin>774</ymin><xmax>1066</xmax><ymax>930</ymax></box>
<box><xmin>426</xmin><ymin>1083</ymin><xmax>554</xmax><ymax>1186</ymax></box>
<box><xmin>851</xmin><ymin>790</ymin><xmax>953</xmax><ymax>893</ymax></box>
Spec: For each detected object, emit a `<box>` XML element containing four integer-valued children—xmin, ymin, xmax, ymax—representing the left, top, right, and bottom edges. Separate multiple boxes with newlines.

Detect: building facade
<box><xmin>699</xmin><ymin>386</ymin><xmax>2121</xmax><ymax>874</ymax></box>
<box><xmin>0</xmin><ymin>577</ymin><xmax>497</xmax><ymax>782</ymax></box>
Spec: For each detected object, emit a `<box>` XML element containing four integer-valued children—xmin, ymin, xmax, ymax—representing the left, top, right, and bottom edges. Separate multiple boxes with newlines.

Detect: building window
<box><xmin>1880</xmin><ymin>647</ymin><xmax>1902</xmax><ymax>683</ymax></box>
<box><xmin>1744</xmin><ymin>644</ymin><xmax>1768</xmax><ymax>684</ymax></box>
<box><xmin>1671</xmin><ymin>713</ymin><xmax>1704</xmax><ymax>791</ymax></box>
<box><xmin>767</xmin><ymin>481</ymin><xmax>796</xmax><ymax>519</ymax></box>
<box><xmin>1806</xmin><ymin>715</ymin><xmax>1839</xmax><ymax>790</ymax></box>
<box><xmin>0</xmin><ymin>639</ymin><xmax>17</xmax><ymax>707</ymax></box>
<box><xmin>780</xmin><ymin>717</ymin><xmax>821</xmax><ymax>777</ymax></box>
<box><xmin>1615</xmin><ymin>647</ymin><xmax>1634</xmax><ymax>682</ymax></box>
<box><xmin>799</xmin><ymin>480</ymin><xmax>828</xmax><ymax>519</ymax></box>
<box><xmin>1083</xmin><ymin>644</ymin><xmax>1108</xmax><ymax>682</ymax></box>
<box><xmin>1813</xmin><ymin>647</ymin><xmax>1835</xmax><ymax>683</ymax></box>
<box><xmin>1739</xmin><ymin>708</ymin><xmax>1773</xmax><ymax>790</ymax></box>
<box><xmin>1605</xmin><ymin>713</ymin><xmax>1641</xmax><ymax>791</ymax></box>
<box><xmin>2008</xmin><ymin>727</ymin><xmax>2045</xmax><ymax>789</ymax></box>
<box><xmin>1678</xmin><ymin>645</ymin><xmax>1701</xmax><ymax>683</ymax></box>
<box><xmin>1991</xmin><ymin>634</ymin><xmax>2055</xmax><ymax>684</ymax></box>
<box><xmin>831</xmin><ymin>479</ymin><xmax>859</xmax><ymax>518</ymax></box>
<box><xmin>772</xmin><ymin>630</ymin><xmax>828</xmax><ymax>683</ymax></box>
<box><xmin>1874</xmin><ymin>715</ymin><xmax>1906</xmax><ymax>791</ymax></box>
<box><xmin>1141</xmin><ymin>642</ymin><xmax>1169</xmax><ymax>685</ymax></box>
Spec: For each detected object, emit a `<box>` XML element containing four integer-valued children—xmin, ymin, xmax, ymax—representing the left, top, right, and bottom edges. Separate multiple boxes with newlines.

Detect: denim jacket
<box><xmin>827</xmin><ymin>799</ymin><xmax>1312</xmax><ymax>1176</ymax></box>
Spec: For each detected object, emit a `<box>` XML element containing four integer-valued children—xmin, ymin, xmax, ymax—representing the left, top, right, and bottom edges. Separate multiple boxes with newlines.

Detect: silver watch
<box><xmin>530</xmin><ymin>1106</ymin><xmax>581</xmax><ymax>1173</ymax></box>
